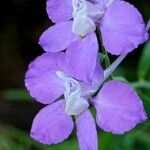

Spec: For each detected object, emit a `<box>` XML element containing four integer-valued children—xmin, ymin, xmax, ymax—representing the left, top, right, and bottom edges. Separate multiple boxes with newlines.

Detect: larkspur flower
<box><xmin>25</xmin><ymin>52</ymin><xmax>147</xmax><ymax>150</ymax></box>
<box><xmin>39</xmin><ymin>0</ymin><xmax>148</xmax><ymax>83</ymax></box>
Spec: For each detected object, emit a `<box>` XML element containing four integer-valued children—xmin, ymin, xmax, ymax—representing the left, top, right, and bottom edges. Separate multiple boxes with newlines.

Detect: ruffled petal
<box><xmin>100</xmin><ymin>1</ymin><xmax>149</xmax><ymax>55</ymax></box>
<box><xmin>76</xmin><ymin>110</ymin><xmax>98</xmax><ymax>150</ymax></box>
<box><xmin>39</xmin><ymin>21</ymin><xmax>78</xmax><ymax>53</ymax></box>
<box><xmin>25</xmin><ymin>52</ymin><xmax>66</xmax><ymax>104</ymax></box>
<box><xmin>46</xmin><ymin>0</ymin><xmax>73</xmax><ymax>23</ymax></box>
<box><xmin>31</xmin><ymin>100</ymin><xmax>74</xmax><ymax>144</ymax></box>
<box><xmin>93</xmin><ymin>80</ymin><xmax>147</xmax><ymax>134</ymax></box>
<box><xmin>66</xmin><ymin>33</ymin><xmax>98</xmax><ymax>83</ymax></box>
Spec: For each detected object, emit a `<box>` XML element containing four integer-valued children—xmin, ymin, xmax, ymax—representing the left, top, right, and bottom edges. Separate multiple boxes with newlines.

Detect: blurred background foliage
<box><xmin>0</xmin><ymin>0</ymin><xmax>150</xmax><ymax>150</ymax></box>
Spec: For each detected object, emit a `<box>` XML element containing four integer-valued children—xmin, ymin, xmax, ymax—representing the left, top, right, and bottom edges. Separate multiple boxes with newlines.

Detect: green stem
<box><xmin>104</xmin><ymin>53</ymin><xmax>127</xmax><ymax>81</ymax></box>
<box><xmin>103</xmin><ymin>48</ymin><xmax>111</xmax><ymax>68</ymax></box>
<box><xmin>132</xmin><ymin>80</ymin><xmax>150</xmax><ymax>89</ymax></box>
<box><xmin>96</xmin><ymin>27</ymin><xmax>112</xmax><ymax>78</ymax></box>
<box><xmin>96</xmin><ymin>27</ymin><xmax>110</xmax><ymax>68</ymax></box>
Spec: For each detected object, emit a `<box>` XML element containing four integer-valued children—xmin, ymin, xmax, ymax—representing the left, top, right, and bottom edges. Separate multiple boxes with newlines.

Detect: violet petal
<box><xmin>66</xmin><ymin>33</ymin><xmax>98</xmax><ymax>83</ymax></box>
<box><xmin>25</xmin><ymin>52</ymin><xmax>66</xmax><ymax>104</ymax></box>
<box><xmin>76</xmin><ymin>110</ymin><xmax>98</xmax><ymax>150</ymax></box>
<box><xmin>31</xmin><ymin>100</ymin><xmax>74</xmax><ymax>144</ymax></box>
<box><xmin>46</xmin><ymin>0</ymin><xmax>73</xmax><ymax>23</ymax></box>
<box><xmin>100</xmin><ymin>1</ymin><xmax>149</xmax><ymax>55</ymax></box>
<box><xmin>39</xmin><ymin>21</ymin><xmax>78</xmax><ymax>53</ymax></box>
<box><xmin>93</xmin><ymin>80</ymin><xmax>147</xmax><ymax>134</ymax></box>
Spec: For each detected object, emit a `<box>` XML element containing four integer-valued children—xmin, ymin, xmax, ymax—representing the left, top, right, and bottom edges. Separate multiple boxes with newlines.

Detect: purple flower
<box><xmin>25</xmin><ymin>52</ymin><xmax>147</xmax><ymax>149</ymax></box>
<box><xmin>39</xmin><ymin>0</ymin><xmax>148</xmax><ymax>83</ymax></box>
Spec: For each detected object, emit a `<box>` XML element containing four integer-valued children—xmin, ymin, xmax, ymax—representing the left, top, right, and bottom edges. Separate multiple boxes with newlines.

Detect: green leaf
<box><xmin>138</xmin><ymin>41</ymin><xmax>150</xmax><ymax>80</ymax></box>
<box><xmin>10</xmin><ymin>127</ymin><xmax>78</xmax><ymax>150</ymax></box>
<box><xmin>1</xmin><ymin>89</ymin><xmax>31</xmax><ymax>102</ymax></box>
<box><xmin>99</xmin><ymin>133</ymin><xmax>114</xmax><ymax>150</ymax></box>
<box><xmin>0</xmin><ymin>127</ymin><xmax>31</xmax><ymax>150</ymax></box>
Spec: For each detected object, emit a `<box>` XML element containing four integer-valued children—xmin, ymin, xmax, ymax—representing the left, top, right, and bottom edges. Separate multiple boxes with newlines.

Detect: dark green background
<box><xmin>0</xmin><ymin>0</ymin><xmax>150</xmax><ymax>149</ymax></box>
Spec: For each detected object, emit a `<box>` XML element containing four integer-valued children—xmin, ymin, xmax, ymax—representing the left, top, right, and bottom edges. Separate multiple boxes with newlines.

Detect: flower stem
<box><xmin>96</xmin><ymin>26</ymin><xmax>127</xmax><ymax>83</ymax></box>
<box><xmin>132</xmin><ymin>80</ymin><xmax>150</xmax><ymax>89</ymax></box>
<box><xmin>104</xmin><ymin>53</ymin><xmax>128</xmax><ymax>81</ymax></box>
<box><xmin>96</xmin><ymin>27</ymin><xmax>111</xmax><ymax>68</ymax></box>
<box><xmin>102</xmin><ymin>48</ymin><xmax>111</xmax><ymax>68</ymax></box>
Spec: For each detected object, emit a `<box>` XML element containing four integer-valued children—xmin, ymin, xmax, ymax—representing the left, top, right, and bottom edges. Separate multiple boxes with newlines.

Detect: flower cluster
<box><xmin>25</xmin><ymin>0</ymin><xmax>149</xmax><ymax>149</ymax></box>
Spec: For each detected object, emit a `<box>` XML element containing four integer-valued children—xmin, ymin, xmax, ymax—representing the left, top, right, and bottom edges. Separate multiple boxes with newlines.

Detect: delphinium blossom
<box><xmin>25</xmin><ymin>52</ymin><xmax>147</xmax><ymax>150</ymax></box>
<box><xmin>39</xmin><ymin>0</ymin><xmax>148</xmax><ymax>83</ymax></box>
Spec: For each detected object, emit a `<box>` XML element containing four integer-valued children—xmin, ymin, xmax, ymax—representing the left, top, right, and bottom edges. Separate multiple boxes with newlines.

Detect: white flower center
<box><xmin>72</xmin><ymin>0</ymin><xmax>115</xmax><ymax>36</ymax></box>
<box><xmin>56</xmin><ymin>71</ymin><xmax>89</xmax><ymax>116</ymax></box>
<box><xmin>72</xmin><ymin>0</ymin><xmax>105</xmax><ymax>36</ymax></box>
